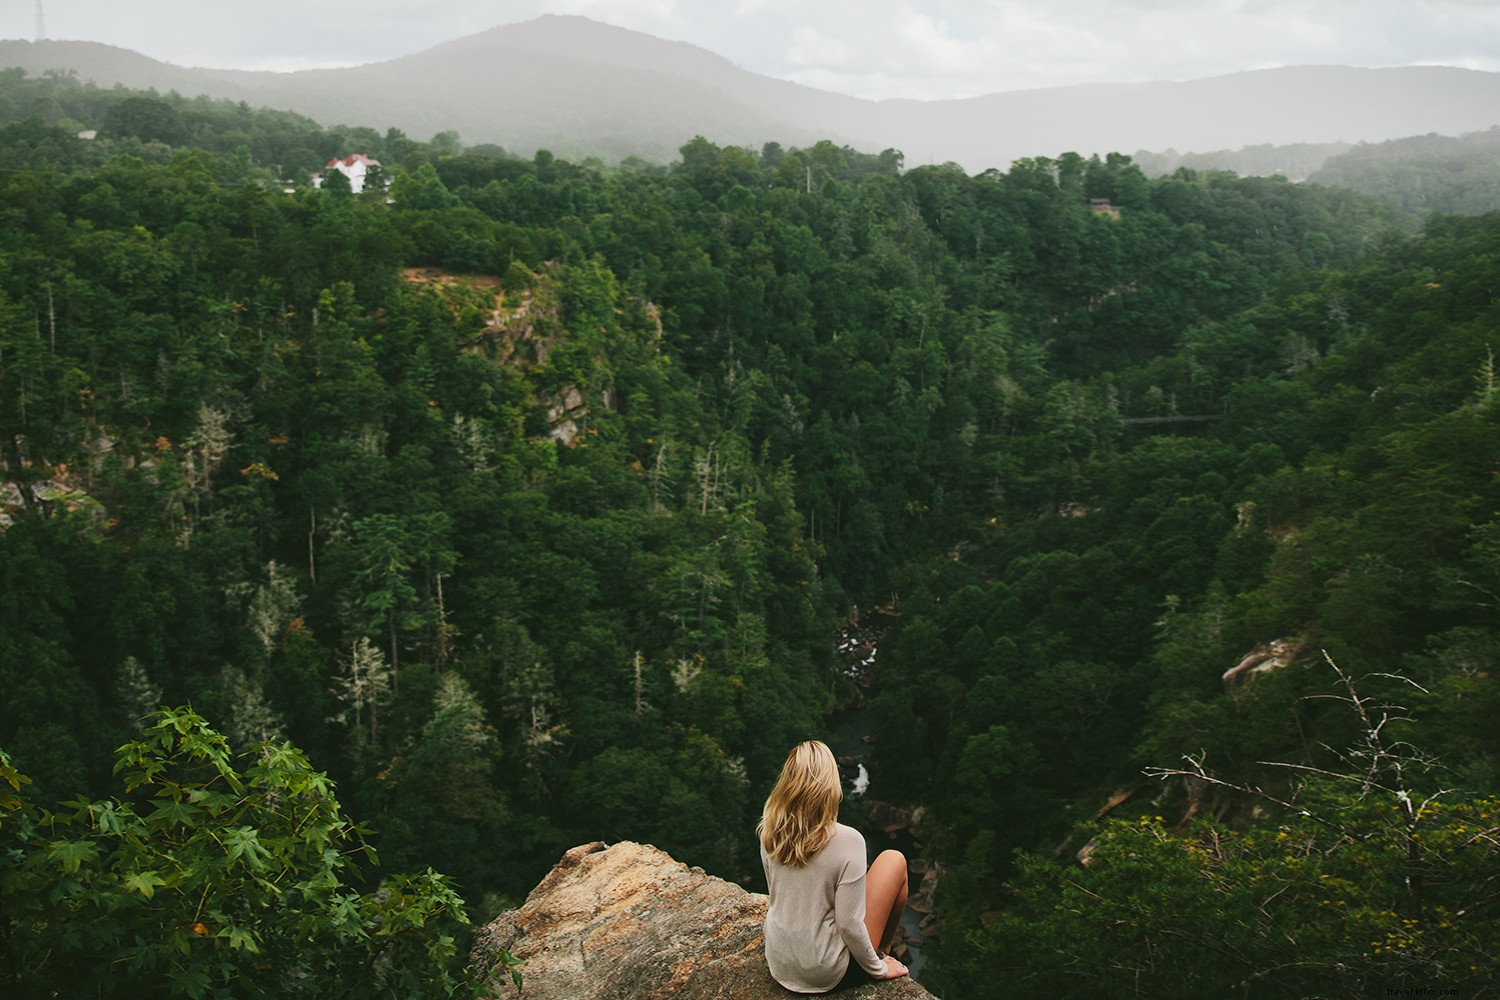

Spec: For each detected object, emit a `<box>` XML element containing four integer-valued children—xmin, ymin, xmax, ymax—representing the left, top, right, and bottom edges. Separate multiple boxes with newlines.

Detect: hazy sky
<box><xmin>6</xmin><ymin>0</ymin><xmax>1499</xmax><ymax>100</ymax></box>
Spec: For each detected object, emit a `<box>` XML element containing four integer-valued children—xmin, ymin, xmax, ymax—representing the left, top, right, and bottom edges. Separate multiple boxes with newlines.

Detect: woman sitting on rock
<box><xmin>758</xmin><ymin>740</ymin><xmax>909</xmax><ymax>992</ymax></box>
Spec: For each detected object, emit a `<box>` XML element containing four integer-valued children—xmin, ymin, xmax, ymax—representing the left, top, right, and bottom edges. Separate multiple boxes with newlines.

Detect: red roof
<box><xmin>325</xmin><ymin>154</ymin><xmax>381</xmax><ymax>168</ymax></box>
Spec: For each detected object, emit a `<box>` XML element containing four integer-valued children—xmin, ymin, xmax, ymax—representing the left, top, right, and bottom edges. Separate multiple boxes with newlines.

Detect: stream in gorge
<box><xmin>827</xmin><ymin>616</ymin><xmax>935</xmax><ymax>979</ymax></box>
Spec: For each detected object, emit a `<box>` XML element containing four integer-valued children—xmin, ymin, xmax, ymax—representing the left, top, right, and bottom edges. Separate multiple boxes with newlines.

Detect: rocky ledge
<box><xmin>469</xmin><ymin>841</ymin><xmax>936</xmax><ymax>999</ymax></box>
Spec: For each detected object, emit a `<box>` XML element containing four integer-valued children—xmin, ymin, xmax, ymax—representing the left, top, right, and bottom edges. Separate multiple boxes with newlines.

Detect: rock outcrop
<box><xmin>1222</xmin><ymin>637</ymin><xmax>1305</xmax><ymax>688</ymax></box>
<box><xmin>469</xmin><ymin>841</ymin><xmax>936</xmax><ymax>1000</ymax></box>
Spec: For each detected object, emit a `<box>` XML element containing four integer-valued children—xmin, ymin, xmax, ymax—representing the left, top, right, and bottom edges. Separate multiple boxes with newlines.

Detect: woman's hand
<box><xmin>881</xmin><ymin>956</ymin><xmax>909</xmax><ymax>979</ymax></box>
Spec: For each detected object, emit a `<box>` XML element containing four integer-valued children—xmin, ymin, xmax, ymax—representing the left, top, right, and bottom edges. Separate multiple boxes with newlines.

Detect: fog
<box><xmin>3</xmin><ymin>0</ymin><xmax>1498</xmax><ymax>101</ymax></box>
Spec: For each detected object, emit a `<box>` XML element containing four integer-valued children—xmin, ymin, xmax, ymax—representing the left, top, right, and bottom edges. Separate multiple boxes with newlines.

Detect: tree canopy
<box><xmin>1</xmin><ymin>66</ymin><xmax>1498</xmax><ymax>996</ymax></box>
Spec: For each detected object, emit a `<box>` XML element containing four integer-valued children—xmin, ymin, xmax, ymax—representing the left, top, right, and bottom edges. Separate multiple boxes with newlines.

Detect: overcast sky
<box><xmin>5</xmin><ymin>0</ymin><xmax>1499</xmax><ymax>100</ymax></box>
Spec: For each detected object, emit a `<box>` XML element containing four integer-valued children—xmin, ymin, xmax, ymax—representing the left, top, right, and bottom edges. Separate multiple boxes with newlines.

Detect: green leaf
<box><xmin>47</xmin><ymin>838</ymin><xmax>101</xmax><ymax>874</ymax></box>
<box><xmin>223</xmin><ymin>925</ymin><xmax>261</xmax><ymax>954</ymax></box>
<box><xmin>122</xmin><ymin>870</ymin><xmax>168</xmax><ymax>899</ymax></box>
<box><xmin>168</xmin><ymin>966</ymin><xmax>212</xmax><ymax>998</ymax></box>
<box><xmin>149</xmin><ymin>798</ymin><xmax>201</xmax><ymax>828</ymax></box>
<box><xmin>1</xmin><ymin>750</ymin><xmax>33</xmax><ymax>792</ymax></box>
<box><xmin>91</xmin><ymin>798</ymin><xmax>132</xmax><ymax>835</ymax></box>
<box><xmin>223</xmin><ymin>825</ymin><xmax>272</xmax><ymax>870</ymax></box>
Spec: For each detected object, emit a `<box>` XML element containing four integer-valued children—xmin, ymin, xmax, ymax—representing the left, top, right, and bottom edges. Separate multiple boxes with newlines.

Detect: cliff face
<box><xmin>469</xmin><ymin>841</ymin><xmax>936</xmax><ymax>1000</ymax></box>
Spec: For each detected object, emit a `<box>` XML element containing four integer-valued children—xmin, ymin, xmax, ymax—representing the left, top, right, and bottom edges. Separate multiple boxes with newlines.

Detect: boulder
<box><xmin>469</xmin><ymin>841</ymin><xmax>936</xmax><ymax>999</ymax></box>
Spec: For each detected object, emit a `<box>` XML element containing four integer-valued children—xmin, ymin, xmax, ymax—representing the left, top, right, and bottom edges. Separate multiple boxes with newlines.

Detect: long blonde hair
<box><xmin>757</xmin><ymin>740</ymin><xmax>842</xmax><ymax>868</ymax></box>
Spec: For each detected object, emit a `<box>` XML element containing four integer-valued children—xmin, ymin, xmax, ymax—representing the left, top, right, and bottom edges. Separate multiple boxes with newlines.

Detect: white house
<box><xmin>316</xmin><ymin>154</ymin><xmax>382</xmax><ymax>194</ymax></box>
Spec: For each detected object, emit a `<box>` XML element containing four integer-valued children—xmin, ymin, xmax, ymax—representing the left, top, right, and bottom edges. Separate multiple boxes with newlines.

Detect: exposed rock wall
<box><xmin>469</xmin><ymin>841</ymin><xmax>936</xmax><ymax>1000</ymax></box>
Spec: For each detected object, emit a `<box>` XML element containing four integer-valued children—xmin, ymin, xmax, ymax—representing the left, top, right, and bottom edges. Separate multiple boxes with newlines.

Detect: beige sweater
<box><xmin>760</xmin><ymin>823</ymin><xmax>887</xmax><ymax>993</ymax></box>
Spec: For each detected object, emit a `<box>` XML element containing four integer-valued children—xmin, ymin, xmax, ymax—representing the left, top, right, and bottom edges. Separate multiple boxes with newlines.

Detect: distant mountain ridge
<box><xmin>3</xmin><ymin>15</ymin><xmax>1500</xmax><ymax>170</ymax></box>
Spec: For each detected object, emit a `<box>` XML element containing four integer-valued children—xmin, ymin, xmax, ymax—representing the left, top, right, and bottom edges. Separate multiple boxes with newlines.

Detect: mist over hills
<box><xmin>3</xmin><ymin>14</ymin><xmax>1500</xmax><ymax>170</ymax></box>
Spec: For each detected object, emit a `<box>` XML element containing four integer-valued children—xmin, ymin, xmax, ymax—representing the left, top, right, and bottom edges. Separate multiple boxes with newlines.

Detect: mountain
<box><xmin>4</xmin><ymin>15</ymin><xmax>1500</xmax><ymax>169</ymax></box>
<box><xmin>896</xmin><ymin>65</ymin><xmax>1500</xmax><ymax>170</ymax></box>
<box><xmin>1308</xmin><ymin>125</ymin><xmax>1500</xmax><ymax>215</ymax></box>
<box><xmin>1131</xmin><ymin>141</ymin><xmax>1356</xmax><ymax>182</ymax></box>
<box><xmin>0</xmin><ymin>16</ymin><xmax>871</xmax><ymax>162</ymax></box>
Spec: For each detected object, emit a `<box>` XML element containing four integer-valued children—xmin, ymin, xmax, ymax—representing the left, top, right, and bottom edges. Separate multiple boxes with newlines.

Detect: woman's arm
<box><xmin>833</xmin><ymin>875</ymin><xmax>891</xmax><ymax>977</ymax></box>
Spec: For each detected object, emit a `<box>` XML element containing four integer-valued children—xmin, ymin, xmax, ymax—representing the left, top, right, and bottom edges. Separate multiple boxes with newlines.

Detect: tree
<box><xmin>102</xmin><ymin>96</ymin><xmax>187</xmax><ymax>146</ymax></box>
<box><xmin>0</xmin><ymin>709</ymin><xmax>487</xmax><ymax>999</ymax></box>
<box><xmin>390</xmin><ymin>164</ymin><xmax>458</xmax><ymax>211</ymax></box>
<box><xmin>320</xmin><ymin>167</ymin><xmax>353</xmax><ymax>197</ymax></box>
<box><xmin>945</xmin><ymin>658</ymin><xmax>1500</xmax><ymax>998</ymax></box>
<box><xmin>347</xmin><ymin>513</ymin><xmax>455</xmax><ymax>675</ymax></box>
<box><xmin>330</xmin><ymin>636</ymin><xmax>394</xmax><ymax>745</ymax></box>
<box><xmin>378</xmin><ymin>674</ymin><xmax>513</xmax><ymax>899</ymax></box>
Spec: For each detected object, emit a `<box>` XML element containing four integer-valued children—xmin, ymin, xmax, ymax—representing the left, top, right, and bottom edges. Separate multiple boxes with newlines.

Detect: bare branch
<box><xmin>1365</xmin><ymin>672</ymin><xmax>1432</xmax><ymax>694</ymax></box>
<box><xmin>1145</xmin><ymin>757</ymin><xmax>1356</xmax><ymax>839</ymax></box>
<box><xmin>1452</xmin><ymin>825</ymin><xmax>1500</xmax><ymax>853</ymax></box>
<box><xmin>1415</xmin><ymin>789</ymin><xmax>1456</xmax><ymax>819</ymax></box>
<box><xmin>1254</xmin><ymin>759</ymin><xmax>1399</xmax><ymax>798</ymax></box>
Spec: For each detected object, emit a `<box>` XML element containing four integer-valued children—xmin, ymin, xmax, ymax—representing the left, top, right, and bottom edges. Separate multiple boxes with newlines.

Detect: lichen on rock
<box><xmin>469</xmin><ymin>841</ymin><xmax>936</xmax><ymax>999</ymax></box>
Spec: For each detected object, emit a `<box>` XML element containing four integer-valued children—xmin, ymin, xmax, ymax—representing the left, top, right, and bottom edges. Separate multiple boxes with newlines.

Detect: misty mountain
<box><xmin>4</xmin><ymin>15</ymin><xmax>1500</xmax><ymax>170</ymax></box>
<box><xmin>1132</xmin><ymin>142</ymin><xmax>1355</xmax><ymax>182</ymax></box>
<box><xmin>1308</xmin><ymin>125</ymin><xmax>1500</xmax><ymax>216</ymax></box>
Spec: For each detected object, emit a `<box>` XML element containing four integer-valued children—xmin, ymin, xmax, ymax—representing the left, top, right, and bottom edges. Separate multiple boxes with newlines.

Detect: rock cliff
<box><xmin>469</xmin><ymin>841</ymin><xmax>937</xmax><ymax>999</ymax></box>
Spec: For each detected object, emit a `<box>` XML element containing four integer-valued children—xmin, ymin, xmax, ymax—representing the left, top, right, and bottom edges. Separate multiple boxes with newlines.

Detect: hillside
<box><xmin>1309</xmin><ymin>125</ymin><xmax>1500</xmax><ymax>215</ymax></box>
<box><xmin>2</xmin><ymin>69</ymin><xmax>1499</xmax><ymax>998</ymax></box>
<box><xmin>4</xmin><ymin>16</ymin><xmax>1500</xmax><ymax>169</ymax></box>
<box><xmin>1133</xmin><ymin>141</ymin><xmax>1354</xmax><ymax>181</ymax></box>
<box><xmin>0</xmin><ymin>18</ymin><xmax>866</xmax><ymax>162</ymax></box>
<box><xmin>1131</xmin><ymin>125</ymin><xmax>1500</xmax><ymax>219</ymax></box>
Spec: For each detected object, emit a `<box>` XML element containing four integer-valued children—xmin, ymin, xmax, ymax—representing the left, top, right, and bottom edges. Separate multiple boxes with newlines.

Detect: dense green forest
<box><xmin>1133</xmin><ymin>140</ymin><xmax>1353</xmax><ymax>182</ymax></box>
<box><xmin>1136</xmin><ymin>125</ymin><xmax>1500</xmax><ymax>217</ymax></box>
<box><xmin>1308</xmin><ymin>126</ymin><xmax>1500</xmax><ymax>217</ymax></box>
<box><xmin>2</xmin><ymin>70</ymin><xmax>1498</xmax><ymax>997</ymax></box>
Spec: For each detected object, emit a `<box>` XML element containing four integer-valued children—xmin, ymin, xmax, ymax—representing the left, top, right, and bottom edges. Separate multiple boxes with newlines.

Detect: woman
<box><xmin>758</xmin><ymin>740</ymin><xmax>910</xmax><ymax>992</ymax></box>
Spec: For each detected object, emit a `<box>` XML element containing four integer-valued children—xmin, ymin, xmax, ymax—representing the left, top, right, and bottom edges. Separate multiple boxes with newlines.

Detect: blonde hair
<box><xmin>757</xmin><ymin>740</ymin><xmax>842</xmax><ymax>868</ymax></box>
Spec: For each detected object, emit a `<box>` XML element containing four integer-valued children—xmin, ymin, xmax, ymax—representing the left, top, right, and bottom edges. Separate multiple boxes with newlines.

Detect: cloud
<box><xmin>784</xmin><ymin>25</ymin><xmax>854</xmax><ymax>68</ymax></box>
<box><xmin>760</xmin><ymin>0</ymin><xmax>1500</xmax><ymax>98</ymax></box>
<box><xmin>893</xmin><ymin>8</ymin><xmax>988</xmax><ymax>74</ymax></box>
<box><xmin>544</xmin><ymin>0</ymin><xmax>680</xmax><ymax>26</ymax></box>
<box><xmin>734</xmin><ymin>0</ymin><xmax>803</xmax><ymax>13</ymax></box>
<box><xmin>4</xmin><ymin>0</ymin><xmax>1497</xmax><ymax>98</ymax></box>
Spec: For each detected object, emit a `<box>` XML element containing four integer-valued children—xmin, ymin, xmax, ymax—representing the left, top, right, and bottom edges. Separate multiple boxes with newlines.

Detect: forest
<box><xmin>1</xmin><ymin>70</ymin><xmax>1498</xmax><ymax>998</ymax></box>
<box><xmin>1135</xmin><ymin>125</ymin><xmax>1500</xmax><ymax>216</ymax></box>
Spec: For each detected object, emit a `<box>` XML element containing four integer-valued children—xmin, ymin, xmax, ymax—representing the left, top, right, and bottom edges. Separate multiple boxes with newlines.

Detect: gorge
<box><xmin>0</xmin><ymin>57</ymin><xmax>1498</xmax><ymax>998</ymax></box>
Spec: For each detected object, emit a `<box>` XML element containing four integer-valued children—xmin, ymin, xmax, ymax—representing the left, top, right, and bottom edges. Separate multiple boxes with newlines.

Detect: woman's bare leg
<box><xmin>864</xmin><ymin>849</ymin><xmax>909</xmax><ymax>955</ymax></box>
